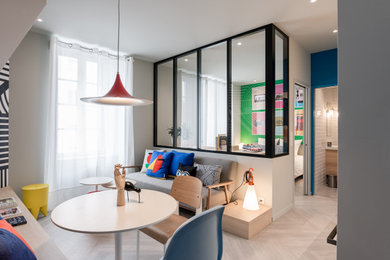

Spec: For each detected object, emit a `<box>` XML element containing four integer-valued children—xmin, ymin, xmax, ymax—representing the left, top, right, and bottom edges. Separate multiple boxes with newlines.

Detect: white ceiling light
<box><xmin>333</xmin><ymin>29</ymin><xmax>338</xmax><ymax>33</ymax></box>
<box><xmin>184</xmin><ymin>58</ymin><xmax>188</xmax><ymax>62</ymax></box>
<box><xmin>237</xmin><ymin>42</ymin><xmax>242</xmax><ymax>46</ymax></box>
<box><xmin>36</xmin><ymin>18</ymin><xmax>43</xmax><ymax>22</ymax></box>
<box><xmin>310</xmin><ymin>0</ymin><xmax>317</xmax><ymax>3</ymax></box>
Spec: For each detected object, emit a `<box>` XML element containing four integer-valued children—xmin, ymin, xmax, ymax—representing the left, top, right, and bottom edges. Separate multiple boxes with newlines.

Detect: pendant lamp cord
<box><xmin>117</xmin><ymin>0</ymin><xmax>120</xmax><ymax>73</ymax></box>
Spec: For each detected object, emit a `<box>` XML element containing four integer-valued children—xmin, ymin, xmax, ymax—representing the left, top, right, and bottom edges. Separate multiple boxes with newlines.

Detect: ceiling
<box><xmin>32</xmin><ymin>0</ymin><xmax>337</xmax><ymax>62</ymax></box>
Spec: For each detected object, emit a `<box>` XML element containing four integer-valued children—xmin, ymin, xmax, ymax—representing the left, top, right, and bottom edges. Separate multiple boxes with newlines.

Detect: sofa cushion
<box><xmin>141</xmin><ymin>149</ymin><xmax>166</xmax><ymax>173</ymax></box>
<box><xmin>176</xmin><ymin>163</ymin><xmax>197</xmax><ymax>177</ymax></box>
<box><xmin>0</xmin><ymin>216</ymin><xmax>36</xmax><ymax>260</ymax></box>
<box><xmin>194</xmin><ymin>157</ymin><xmax>237</xmax><ymax>191</ymax></box>
<box><xmin>169</xmin><ymin>151</ymin><xmax>194</xmax><ymax>176</ymax></box>
<box><xmin>194</xmin><ymin>163</ymin><xmax>222</xmax><ymax>186</ymax></box>
<box><xmin>146</xmin><ymin>151</ymin><xmax>173</xmax><ymax>179</ymax></box>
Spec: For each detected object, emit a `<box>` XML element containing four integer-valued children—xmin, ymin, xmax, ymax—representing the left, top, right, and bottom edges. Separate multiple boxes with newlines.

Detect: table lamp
<box><xmin>243</xmin><ymin>168</ymin><xmax>260</xmax><ymax>211</ymax></box>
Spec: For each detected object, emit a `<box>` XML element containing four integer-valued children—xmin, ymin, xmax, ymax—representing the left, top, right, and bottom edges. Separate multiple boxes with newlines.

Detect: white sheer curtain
<box><xmin>44</xmin><ymin>37</ymin><xmax>134</xmax><ymax>192</ymax></box>
<box><xmin>201</xmin><ymin>76</ymin><xmax>227</xmax><ymax>148</ymax></box>
<box><xmin>179</xmin><ymin>71</ymin><xmax>197</xmax><ymax>148</ymax></box>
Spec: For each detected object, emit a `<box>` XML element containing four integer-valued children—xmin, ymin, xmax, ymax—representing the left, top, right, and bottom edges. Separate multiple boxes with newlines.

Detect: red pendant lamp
<box><xmin>80</xmin><ymin>0</ymin><xmax>153</xmax><ymax>106</ymax></box>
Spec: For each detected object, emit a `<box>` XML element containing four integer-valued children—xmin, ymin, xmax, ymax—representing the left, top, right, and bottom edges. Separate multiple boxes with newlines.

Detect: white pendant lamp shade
<box><xmin>80</xmin><ymin>0</ymin><xmax>152</xmax><ymax>106</ymax></box>
<box><xmin>243</xmin><ymin>184</ymin><xmax>259</xmax><ymax>211</ymax></box>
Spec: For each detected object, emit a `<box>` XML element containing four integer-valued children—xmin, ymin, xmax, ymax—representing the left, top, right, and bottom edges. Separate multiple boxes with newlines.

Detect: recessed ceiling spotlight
<box><xmin>184</xmin><ymin>58</ymin><xmax>188</xmax><ymax>62</ymax></box>
<box><xmin>237</xmin><ymin>42</ymin><xmax>242</xmax><ymax>46</ymax></box>
<box><xmin>310</xmin><ymin>0</ymin><xmax>317</xmax><ymax>3</ymax></box>
<box><xmin>333</xmin><ymin>29</ymin><xmax>338</xmax><ymax>33</ymax></box>
<box><xmin>36</xmin><ymin>18</ymin><xmax>43</xmax><ymax>22</ymax></box>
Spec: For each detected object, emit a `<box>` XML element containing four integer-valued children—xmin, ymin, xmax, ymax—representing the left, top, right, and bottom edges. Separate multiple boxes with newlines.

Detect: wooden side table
<box><xmin>222</xmin><ymin>200</ymin><xmax>272</xmax><ymax>239</ymax></box>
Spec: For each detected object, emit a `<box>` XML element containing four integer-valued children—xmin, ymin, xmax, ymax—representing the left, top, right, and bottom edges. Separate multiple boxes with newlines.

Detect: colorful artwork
<box><xmin>252</xmin><ymin>112</ymin><xmax>265</xmax><ymax>135</ymax></box>
<box><xmin>295</xmin><ymin>86</ymin><xmax>304</xmax><ymax>108</ymax></box>
<box><xmin>252</xmin><ymin>86</ymin><xmax>265</xmax><ymax>110</ymax></box>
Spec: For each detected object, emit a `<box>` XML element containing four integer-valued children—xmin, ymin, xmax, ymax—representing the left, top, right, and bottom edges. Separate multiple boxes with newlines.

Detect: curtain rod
<box><xmin>56</xmin><ymin>39</ymin><xmax>132</xmax><ymax>61</ymax></box>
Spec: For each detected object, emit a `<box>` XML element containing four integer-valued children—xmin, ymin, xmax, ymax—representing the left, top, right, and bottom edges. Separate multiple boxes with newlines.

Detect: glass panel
<box><xmin>157</xmin><ymin>60</ymin><xmax>174</xmax><ymax>146</ymax></box>
<box><xmin>231</xmin><ymin>30</ymin><xmax>266</xmax><ymax>155</ymax></box>
<box><xmin>275</xmin><ymin>30</ymin><xmax>288</xmax><ymax>155</ymax></box>
<box><xmin>200</xmin><ymin>42</ymin><xmax>227</xmax><ymax>151</ymax></box>
<box><xmin>177</xmin><ymin>53</ymin><xmax>197</xmax><ymax>149</ymax></box>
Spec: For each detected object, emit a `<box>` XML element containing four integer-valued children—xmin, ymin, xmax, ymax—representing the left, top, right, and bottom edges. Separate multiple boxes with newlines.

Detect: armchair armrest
<box><xmin>120</xmin><ymin>165</ymin><xmax>142</xmax><ymax>171</ymax></box>
<box><xmin>206</xmin><ymin>180</ymin><xmax>233</xmax><ymax>189</ymax></box>
<box><xmin>206</xmin><ymin>180</ymin><xmax>233</xmax><ymax>209</ymax></box>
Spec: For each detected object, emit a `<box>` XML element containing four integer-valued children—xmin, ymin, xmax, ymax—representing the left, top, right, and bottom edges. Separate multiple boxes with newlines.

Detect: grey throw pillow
<box><xmin>194</xmin><ymin>163</ymin><xmax>223</xmax><ymax>186</ymax></box>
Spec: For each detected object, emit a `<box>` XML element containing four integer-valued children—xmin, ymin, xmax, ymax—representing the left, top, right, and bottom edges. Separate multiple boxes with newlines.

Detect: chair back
<box><xmin>170</xmin><ymin>176</ymin><xmax>202</xmax><ymax>209</ymax></box>
<box><xmin>162</xmin><ymin>205</ymin><xmax>225</xmax><ymax>260</ymax></box>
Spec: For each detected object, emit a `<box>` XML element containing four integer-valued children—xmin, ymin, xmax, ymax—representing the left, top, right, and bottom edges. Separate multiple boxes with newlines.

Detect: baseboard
<box><xmin>272</xmin><ymin>203</ymin><xmax>293</xmax><ymax>221</ymax></box>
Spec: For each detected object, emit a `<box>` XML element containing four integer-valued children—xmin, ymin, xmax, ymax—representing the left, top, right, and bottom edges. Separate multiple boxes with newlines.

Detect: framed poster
<box><xmin>252</xmin><ymin>86</ymin><xmax>265</xmax><ymax>110</ymax></box>
<box><xmin>295</xmin><ymin>86</ymin><xmax>304</xmax><ymax>108</ymax></box>
<box><xmin>252</xmin><ymin>112</ymin><xmax>265</xmax><ymax>135</ymax></box>
<box><xmin>275</xmin><ymin>84</ymin><xmax>284</xmax><ymax>109</ymax></box>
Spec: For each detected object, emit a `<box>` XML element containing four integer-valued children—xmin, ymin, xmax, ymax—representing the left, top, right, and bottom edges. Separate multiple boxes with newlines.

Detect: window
<box><xmin>154</xmin><ymin>24</ymin><xmax>289</xmax><ymax>158</ymax></box>
<box><xmin>45</xmin><ymin>39</ymin><xmax>133</xmax><ymax>191</ymax></box>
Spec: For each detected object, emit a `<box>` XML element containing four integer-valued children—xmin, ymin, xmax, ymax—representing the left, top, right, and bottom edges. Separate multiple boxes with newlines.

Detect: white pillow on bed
<box><xmin>140</xmin><ymin>149</ymin><xmax>166</xmax><ymax>173</ymax></box>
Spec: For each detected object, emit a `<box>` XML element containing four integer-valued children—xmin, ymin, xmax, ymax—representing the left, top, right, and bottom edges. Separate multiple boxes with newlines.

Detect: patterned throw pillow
<box><xmin>146</xmin><ymin>151</ymin><xmax>173</xmax><ymax>179</ymax></box>
<box><xmin>194</xmin><ymin>163</ymin><xmax>223</xmax><ymax>186</ymax></box>
<box><xmin>176</xmin><ymin>163</ymin><xmax>197</xmax><ymax>177</ymax></box>
<box><xmin>141</xmin><ymin>149</ymin><xmax>165</xmax><ymax>173</ymax></box>
<box><xmin>0</xmin><ymin>216</ymin><xmax>36</xmax><ymax>260</ymax></box>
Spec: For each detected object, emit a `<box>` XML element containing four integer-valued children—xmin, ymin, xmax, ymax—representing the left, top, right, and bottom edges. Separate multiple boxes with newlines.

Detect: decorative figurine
<box><xmin>114</xmin><ymin>164</ymin><xmax>126</xmax><ymax>206</ymax></box>
<box><xmin>125</xmin><ymin>181</ymin><xmax>141</xmax><ymax>203</ymax></box>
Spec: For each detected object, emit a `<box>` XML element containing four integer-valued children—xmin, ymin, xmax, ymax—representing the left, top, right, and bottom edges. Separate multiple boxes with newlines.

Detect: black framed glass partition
<box><xmin>154</xmin><ymin>24</ymin><xmax>289</xmax><ymax>158</ymax></box>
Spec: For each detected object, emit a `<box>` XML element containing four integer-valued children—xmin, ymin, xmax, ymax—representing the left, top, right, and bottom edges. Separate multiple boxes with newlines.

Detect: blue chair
<box><xmin>161</xmin><ymin>205</ymin><xmax>225</xmax><ymax>260</ymax></box>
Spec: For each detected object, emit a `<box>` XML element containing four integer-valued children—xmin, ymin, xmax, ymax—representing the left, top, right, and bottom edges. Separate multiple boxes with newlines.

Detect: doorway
<box><xmin>294</xmin><ymin>83</ymin><xmax>311</xmax><ymax>195</ymax></box>
<box><xmin>313</xmin><ymin>86</ymin><xmax>338</xmax><ymax>193</ymax></box>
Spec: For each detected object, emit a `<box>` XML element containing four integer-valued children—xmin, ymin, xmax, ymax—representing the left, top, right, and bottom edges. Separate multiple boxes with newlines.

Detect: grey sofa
<box><xmin>127</xmin><ymin>155</ymin><xmax>238</xmax><ymax>211</ymax></box>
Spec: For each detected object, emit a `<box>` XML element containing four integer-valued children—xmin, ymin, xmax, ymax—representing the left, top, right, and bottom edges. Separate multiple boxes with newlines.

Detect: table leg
<box><xmin>115</xmin><ymin>232</ymin><xmax>122</xmax><ymax>260</ymax></box>
<box><xmin>95</xmin><ymin>185</ymin><xmax>99</xmax><ymax>192</ymax></box>
<box><xmin>136</xmin><ymin>230</ymin><xmax>140</xmax><ymax>260</ymax></box>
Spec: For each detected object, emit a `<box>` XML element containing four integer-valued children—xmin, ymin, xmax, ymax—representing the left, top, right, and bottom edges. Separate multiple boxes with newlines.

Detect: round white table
<box><xmin>51</xmin><ymin>189</ymin><xmax>177</xmax><ymax>260</ymax></box>
<box><xmin>79</xmin><ymin>176</ymin><xmax>113</xmax><ymax>192</ymax></box>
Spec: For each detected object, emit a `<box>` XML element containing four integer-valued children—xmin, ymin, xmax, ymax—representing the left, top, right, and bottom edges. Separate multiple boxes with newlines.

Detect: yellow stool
<box><xmin>22</xmin><ymin>184</ymin><xmax>49</xmax><ymax>219</ymax></box>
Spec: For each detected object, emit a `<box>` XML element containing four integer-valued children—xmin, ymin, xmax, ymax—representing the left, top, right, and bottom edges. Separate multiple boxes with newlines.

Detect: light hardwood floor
<box><xmin>39</xmin><ymin>180</ymin><xmax>337</xmax><ymax>260</ymax></box>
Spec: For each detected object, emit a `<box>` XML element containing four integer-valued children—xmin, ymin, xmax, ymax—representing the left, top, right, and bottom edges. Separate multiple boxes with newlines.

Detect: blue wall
<box><xmin>310</xmin><ymin>48</ymin><xmax>338</xmax><ymax>194</ymax></box>
<box><xmin>311</xmin><ymin>49</ymin><xmax>338</xmax><ymax>88</ymax></box>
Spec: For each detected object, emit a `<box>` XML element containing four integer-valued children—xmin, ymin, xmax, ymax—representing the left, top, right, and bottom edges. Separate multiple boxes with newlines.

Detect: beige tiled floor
<box><xmin>39</xmin><ymin>180</ymin><xmax>337</xmax><ymax>259</ymax></box>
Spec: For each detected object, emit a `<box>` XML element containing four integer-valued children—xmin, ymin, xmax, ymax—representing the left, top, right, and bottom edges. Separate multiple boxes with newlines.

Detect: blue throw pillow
<box><xmin>146</xmin><ymin>151</ymin><xmax>173</xmax><ymax>179</ymax></box>
<box><xmin>169</xmin><ymin>150</ymin><xmax>195</xmax><ymax>176</ymax></box>
<box><xmin>0</xmin><ymin>216</ymin><xmax>36</xmax><ymax>260</ymax></box>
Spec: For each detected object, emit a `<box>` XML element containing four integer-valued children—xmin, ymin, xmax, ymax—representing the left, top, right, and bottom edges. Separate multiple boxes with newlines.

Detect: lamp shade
<box><xmin>80</xmin><ymin>73</ymin><xmax>153</xmax><ymax>106</ymax></box>
<box><xmin>243</xmin><ymin>184</ymin><xmax>259</xmax><ymax>211</ymax></box>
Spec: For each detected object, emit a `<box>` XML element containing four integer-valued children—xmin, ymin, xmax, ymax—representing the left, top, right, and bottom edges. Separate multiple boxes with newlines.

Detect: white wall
<box><xmin>271</xmin><ymin>37</ymin><xmax>311</xmax><ymax>219</ymax></box>
<box><xmin>338</xmin><ymin>0</ymin><xmax>390</xmax><ymax>259</ymax></box>
<box><xmin>0</xmin><ymin>0</ymin><xmax>46</xmax><ymax>68</ymax></box>
<box><xmin>132</xmin><ymin>58</ymin><xmax>154</xmax><ymax>165</ymax></box>
<box><xmin>9</xmin><ymin>31</ymin><xmax>50</xmax><ymax>197</ymax></box>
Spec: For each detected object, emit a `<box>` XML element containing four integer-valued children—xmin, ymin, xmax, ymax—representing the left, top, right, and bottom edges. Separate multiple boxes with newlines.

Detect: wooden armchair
<box><xmin>206</xmin><ymin>180</ymin><xmax>233</xmax><ymax>209</ymax></box>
